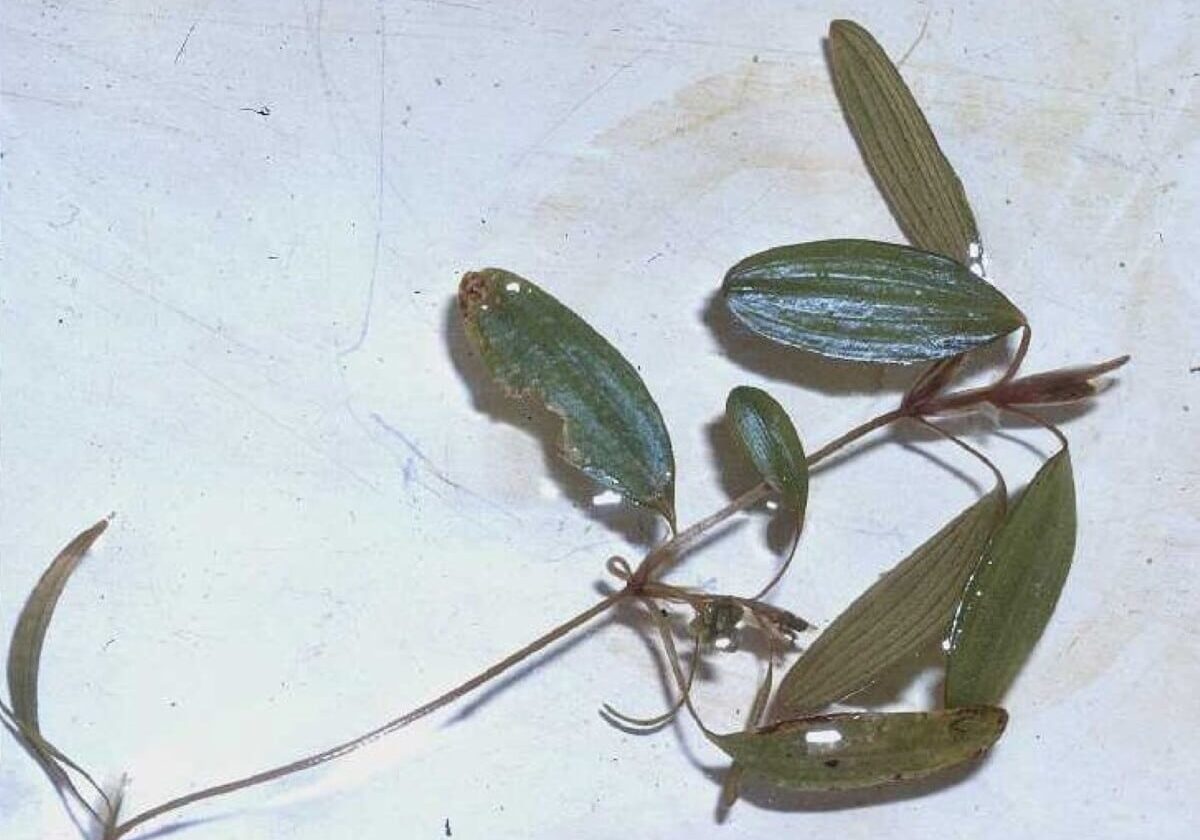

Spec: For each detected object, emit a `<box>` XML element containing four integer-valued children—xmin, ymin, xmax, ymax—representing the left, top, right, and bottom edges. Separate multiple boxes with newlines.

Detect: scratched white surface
<box><xmin>1</xmin><ymin>1</ymin><xmax>1197</xmax><ymax>838</ymax></box>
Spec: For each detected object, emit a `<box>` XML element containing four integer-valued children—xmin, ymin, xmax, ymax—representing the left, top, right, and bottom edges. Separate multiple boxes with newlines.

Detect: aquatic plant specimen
<box><xmin>2</xmin><ymin>18</ymin><xmax>1127</xmax><ymax>838</ymax></box>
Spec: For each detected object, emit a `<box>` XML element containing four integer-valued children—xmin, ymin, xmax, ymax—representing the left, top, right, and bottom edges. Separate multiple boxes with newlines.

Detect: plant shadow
<box><xmin>444</xmin><ymin>296</ymin><xmax>665</xmax><ymax>548</ymax></box>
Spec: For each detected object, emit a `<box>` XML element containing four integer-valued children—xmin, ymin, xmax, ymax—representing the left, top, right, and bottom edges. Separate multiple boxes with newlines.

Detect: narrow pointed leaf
<box><xmin>723</xmin><ymin>240</ymin><xmax>1025</xmax><ymax>364</ymax></box>
<box><xmin>7</xmin><ymin>519</ymin><xmax>109</xmax><ymax>731</ymax></box>
<box><xmin>772</xmin><ymin>486</ymin><xmax>1005</xmax><ymax>718</ymax></box>
<box><xmin>829</xmin><ymin>19</ymin><xmax>982</xmax><ymax>267</ymax></box>
<box><xmin>459</xmin><ymin>269</ymin><xmax>676</xmax><ymax>525</ymax></box>
<box><xmin>992</xmin><ymin>355</ymin><xmax>1130</xmax><ymax>407</ymax></box>
<box><xmin>726</xmin><ymin>386</ymin><xmax>808</xmax><ymax>513</ymax></box>
<box><xmin>946</xmin><ymin>448</ymin><xmax>1077</xmax><ymax>706</ymax></box>
<box><xmin>714</xmin><ymin>707</ymin><xmax>1007</xmax><ymax>791</ymax></box>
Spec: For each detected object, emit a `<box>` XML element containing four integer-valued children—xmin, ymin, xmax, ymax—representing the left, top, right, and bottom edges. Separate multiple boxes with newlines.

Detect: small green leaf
<box><xmin>726</xmin><ymin>386</ymin><xmax>808</xmax><ymax>513</ymax></box>
<box><xmin>772</xmin><ymin>486</ymin><xmax>1005</xmax><ymax>718</ymax></box>
<box><xmin>714</xmin><ymin>707</ymin><xmax>1007</xmax><ymax>791</ymax></box>
<box><xmin>946</xmin><ymin>447</ymin><xmax>1077</xmax><ymax>706</ymax></box>
<box><xmin>459</xmin><ymin>269</ymin><xmax>676</xmax><ymax>526</ymax></box>
<box><xmin>829</xmin><ymin>20</ymin><xmax>982</xmax><ymax>267</ymax></box>
<box><xmin>723</xmin><ymin>239</ymin><xmax>1025</xmax><ymax>364</ymax></box>
<box><xmin>7</xmin><ymin>519</ymin><xmax>109</xmax><ymax>731</ymax></box>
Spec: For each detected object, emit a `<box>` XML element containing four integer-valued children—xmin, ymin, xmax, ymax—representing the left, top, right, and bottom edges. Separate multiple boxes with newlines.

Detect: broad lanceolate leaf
<box><xmin>829</xmin><ymin>20</ymin><xmax>982</xmax><ymax>268</ymax></box>
<box><xmin>726</xmin><ymin>386</ymin><xmax>808</xmax><ymax>513</ymax></box>
<box><xmin>459</xmin><ymin>269</ymin><xmax>676</xmax><ymax>525</ymax></box>
<box><xmin>946</xmin><ymin>448</ymin><xmax>1077</xmax><ymax>707</ymax></box>
<box><xmin>772</xmin><ymin>487</ymin><xmax>1005</xmax><ymax>718</ymax></box>
<box><xmin>722</xmin><ymin>240</ymin><xmax>1025</xmax><ymax>364</ymax></box>
<box><xmin>7</xmin><ymin>519</ymin><xmax>109</xmax><ymax>731</ymax></box>
<box><xmin>714</xmin><ymin>707</ymin><xmax>1007</xmax><ymax>791</ymax></box>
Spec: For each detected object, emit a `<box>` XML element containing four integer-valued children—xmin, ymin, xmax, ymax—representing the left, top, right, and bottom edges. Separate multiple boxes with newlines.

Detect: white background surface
<box><xmin>2</xmin><ymin>1</ymin><xmax>1197</xmax><ymax>838</ymax></box>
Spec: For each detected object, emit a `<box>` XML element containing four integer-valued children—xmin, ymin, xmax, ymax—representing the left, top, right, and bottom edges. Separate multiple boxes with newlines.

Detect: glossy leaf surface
<box><xmin>946</xmin><ymin>448</ymin><xmax>1077</xmax><ymax>706</ymax></box>
<box><xmin>714</xmin><ymin>707</ymin><xmax>1007</xmax><ymax>791</ymax></box>
<box><xmin>726</xmin><ymin>386</ymin><xmax>808</xmax><ymax>513</ymax></box>
<box><xmin>7</xmin><ymin>519</ymin><xmax>109</xmax><ymax>731</ymax></box>
<box><xmin>773</xmin><ymin>487</ymin><xmax>1005</xmax><ymax>717</ymax></box>
<box><xmin>829</xmin><ymin>19</ymin><xmax>982</xmax><ymax>266</ymax></box>
<box><xmin>459</xmin><ymin>269</ymin><xmax>676</xmax><ymax>525</ymax></box>
<box><xmin>723</xmin><ymin>240</ymin><xmax>1024</xmax><ymax>364</ymax></box>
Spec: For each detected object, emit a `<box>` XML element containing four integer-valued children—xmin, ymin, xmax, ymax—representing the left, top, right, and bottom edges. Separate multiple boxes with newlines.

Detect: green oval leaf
<box><xmin>459</xmin><ymin>269</ymin><xmax>676</xmax><ymax>526</ymax></box>
<box><xmin>726</xmin><ymin>386</ymin><xmax>808</xmax><ymax>513</ymax></box>
<box><xmin>829</xmin><ymin>20</ymin><xmax>982</xmax><ymax>267</ymax></box>
<box><xmin>772</xmin><ymin>486</ymin><xmax>1006</xmax><ymax>718</ymax></box>
<box><xmin>7</xmin><ymin>519</ymin><xmax>109</xmax><ymax>731</ymax></box>
<box><xmin>722</xmin><ymin>239</ymin><xmax>1025</xmax><ymax>364</ymax></box>
<box><xmin>945</xmin><ymin>447</ymin><xmax>1077</xmax><ymax>706</ymax></box>
<box><xmin>714</xmin><ymin>706</ymin><xmax>1007</xmax><ymax>791</ymax></box>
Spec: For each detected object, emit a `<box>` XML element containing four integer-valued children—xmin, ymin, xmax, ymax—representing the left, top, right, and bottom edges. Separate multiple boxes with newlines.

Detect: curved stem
<box><xmin>641</xmin><ymin>598</ymin><xmax>712</xmax><ymax>739</ymax></box>
<box><xmin>998</xmin><ymin>404</ymin><xmax>1069</xmax><ymax>449</ymax></box>
<box><xmin>913</xmin><ymin>417</ymin><xmax>1006</xmax><ymax>491</ymax></box>
<box><xmin>96</xmin><ymin>403</ymin><xmax>939</xmax><ymax>837</ymax></box>
<box><xmin>807</xmin><ymin>407</ymin><xmax>906</xmax><ymax>467</ymax></box>
<box><xmin>111</xmin><ymin>592</ymin><xmax>624</xmax><ymax>839</ymax></box>
<box><xmin>749</xmin><ymin>514</ymin><xmax>802</xmax><ymax>602</ymax></box>
<box><xmin>642</xmin><ymin>406</ymin><xmax>907</xmax><ymax>583</ymax></box>
<box><xmin>997</xmin><ymin>324</ymin><xmax>1031</xmax><ymax>387</ymax></box>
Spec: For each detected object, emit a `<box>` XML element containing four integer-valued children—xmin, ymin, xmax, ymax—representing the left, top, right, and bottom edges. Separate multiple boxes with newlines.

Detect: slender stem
<box><xmin>913</xmin><ymin>417</ymin><xmax>1006</xmax><ymax>491</ymax></box>
<box><xmin>749</xmin><ymin>516</ymin><xmax>802</xmax><ymax>602</ymax></box>
<box><xmin>998</xmin><ymin>404</ymin><xmax>1069</xmax><ymax>449</ymax></box>
<box><xmin>639</xmin><ymin>483</ymin><xmax>772</xmax><ymax>580</ymax></box>
<box><xmin>643</xmin><ymin>406</ymin><xmax>907</xmax><ymax>583</ymax></box>
<box><xmin>111</xmin><ymin>592</ymin><xmax>624</xmax><ymax>838</ymax></box>
<box><xmin>641</xmin><ymin>598</ymin><xmax>712</xmax><ymax>738</ymax></box>
<box><xmin>997</xmin><ymin>324</ymin><xmax>1032</xmax><ymax>387</ymax></box>
<box><xmin>806</xmin><ymin>407</ymin><xmax>906</xmax><ymax>467</ymax></box>
<box><xmin>101</xmin><ymin>403</ymin><xmax>937</xmax><ymax>837</ymax></box>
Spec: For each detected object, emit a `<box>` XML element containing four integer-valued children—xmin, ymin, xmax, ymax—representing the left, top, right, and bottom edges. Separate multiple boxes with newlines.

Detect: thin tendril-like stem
<box><xmin>643</xmin><ymin>405</ymin><xmax>908</xmax><ymax>583</ymax></box>
<box><xmin>749</xmin><ymin>514</ymin><xmax>802</xmax><ymax>602</ymax></box>
<box><xmin>101</xmin><ymin>403</ymin><xmax>938</xmax><ymax>837</ymax></box>
<box><xmin>998</xmin><ymin>404</ymin><xmax>1069</xmax><ymax>449</ymax></box>
<box><xmin>806</xmin><ymin>407</ymin><xmax>907</xmax><ymax>467</ymax></box>
<box><xmin>640</xmin><ymin>598</ymin><xmax>712</xmax><ymax>739</ymax></box>
<box><xmin>111</xmin><ymin>592</ymin><xmax>625</xmax><ymax>838</ymax></box>
<box><xmin>913</xmin><ymin>417</ymin><xmax>1007</xmax><ymax>491</ymax></box>
<box><xmin>600</xmin><ymin>613</ymin><xmax>699</xmax><ymax>730</ymax></box>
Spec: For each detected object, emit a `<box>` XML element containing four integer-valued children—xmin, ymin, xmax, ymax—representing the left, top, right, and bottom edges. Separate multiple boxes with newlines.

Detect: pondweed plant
<box><xmin>3</xmin><ymin>19</ymin><xmax>1128</xmax><ymax>838</ymax></box>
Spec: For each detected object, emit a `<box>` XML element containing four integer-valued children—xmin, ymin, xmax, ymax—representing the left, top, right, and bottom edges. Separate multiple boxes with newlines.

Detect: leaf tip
<box><xmin>458</xmin><ymin>269</ymin><xmax>495</xmax><ymax>319</ymax></box>
<box><xmin>828</xmin><ymin>18</ymin><xmax>863</xmax><ymax>40</ymax></box>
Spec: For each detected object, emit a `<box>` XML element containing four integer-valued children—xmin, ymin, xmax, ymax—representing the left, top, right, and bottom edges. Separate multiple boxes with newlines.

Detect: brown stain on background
<box><xmin>531</xmin><ymin>59</ymin><xmax>852</xmax><ymax>231</ymax></box>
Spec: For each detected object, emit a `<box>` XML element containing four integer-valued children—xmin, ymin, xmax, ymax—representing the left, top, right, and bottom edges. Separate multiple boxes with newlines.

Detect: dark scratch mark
<box><xmin>10</xmin><ymin>219</ymin><xmax>260</xmax><ymax>355</ymax></box>
<box><xmin>174</xmin><ymin>21</ymin><xmax>198</xmax><ymax>64</ymax></box>
<box><xmin>370</xmin><ymin>412</ymin><xmax>521</xmax><ymax>522</ymax></box>
<box><xmin>240</xmin><ymin>105</ymin><xmax>271</xmax><ymax>116</ymax></box>
<box><xmin>339</xmin><ymin>3</ymin><xmax>386</xmax><ymax>358</ymax></box>
<box><xmin>509</xmin><ymin>50</ymin><xmax>648</xmax><ymax>173</ymax></box>
<box><xmin>547</xmin><ymin>539</ymin><xmax>613</xmax><ymax>564</ymax></box>
<box><xmin>0</xmin><ymin>89</ymin><xmax>82</xmax><ymax>109</ymax></box>
<box><xmin>47</xmin><ymin>204</ymin><xmax>80</xmax><ymax>229</ymax></box>
<box><xmin>183</xmin><ymin>361</ymin><xmax>380</xmax><ymax>494</ymax></box>
<box><xmin>897</xmin><ymin>10</ymin><xmax>931</xmax><ymax>68</ymax></box>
